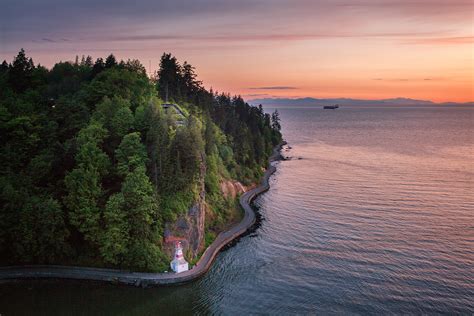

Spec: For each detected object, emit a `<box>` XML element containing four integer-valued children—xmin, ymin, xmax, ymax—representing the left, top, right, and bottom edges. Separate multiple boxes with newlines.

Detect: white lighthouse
<box><xmin>170</xmin><ymin>241</ymin><xmax>189</xmax><ymax>273</ymax></box>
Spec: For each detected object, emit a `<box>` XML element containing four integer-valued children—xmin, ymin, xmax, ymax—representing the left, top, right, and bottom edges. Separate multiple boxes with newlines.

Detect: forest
<box><xmin>0</xmin><ymin>49</ymin><xmax>282</xmax><ymax>271</ymax></box>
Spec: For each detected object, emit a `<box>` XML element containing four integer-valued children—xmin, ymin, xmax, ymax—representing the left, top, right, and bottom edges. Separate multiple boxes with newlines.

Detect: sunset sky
<box><xmin>1</xmin><ymin>0</ymin><xmax>473</xmax><ymax>102</ymax></box>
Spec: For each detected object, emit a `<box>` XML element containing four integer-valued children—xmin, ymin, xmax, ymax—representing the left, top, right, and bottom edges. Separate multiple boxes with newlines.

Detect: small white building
<box><xmin>170</xmin><ymin>242</ymin><xmax>189</xmax><ymax>273</ymax></box>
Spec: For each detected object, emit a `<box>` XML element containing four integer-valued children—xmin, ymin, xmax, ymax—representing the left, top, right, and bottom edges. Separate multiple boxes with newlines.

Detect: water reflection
<box><xmin>1</xmin><ymin>106</ymin><xmax>473</xmax><ymax>314</ymax></box>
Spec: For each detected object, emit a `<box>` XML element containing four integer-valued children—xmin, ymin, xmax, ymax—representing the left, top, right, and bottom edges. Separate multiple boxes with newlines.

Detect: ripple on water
<box><xmin>201</xmin><ymin>106</ymin><xmax>473</xmax><ymax>314</ymax></box>
<box><xmin>1</xmin><ymin>106</ymin><xmax>472</xmax><ymax>315</ymax></box>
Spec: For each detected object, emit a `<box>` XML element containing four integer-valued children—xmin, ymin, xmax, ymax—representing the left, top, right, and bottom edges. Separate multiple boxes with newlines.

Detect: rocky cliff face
<box><xmin>220</xmin><ymin>180</ymin><xmax>252</xmax><ymax>199</ymax></box>
<box><xmin>164</xmin><ymin>154</ymin><xmax>251</xmax><ymax>261</ymax></box>
<box><xmin>164</xmin><ymin>153</ymin><xmax>207</xmax><ymax>260</ymax></box>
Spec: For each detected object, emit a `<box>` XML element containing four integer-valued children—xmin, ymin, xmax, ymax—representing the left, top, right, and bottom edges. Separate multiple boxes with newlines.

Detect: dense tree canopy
<box><xmin>0</xmin><ymin>49</ymin><xmax>282</xmax><ymax>271</ymax></box>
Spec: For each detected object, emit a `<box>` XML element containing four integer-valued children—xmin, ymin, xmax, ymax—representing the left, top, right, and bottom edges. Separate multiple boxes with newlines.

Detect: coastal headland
<box><xmin>0</xmin><ymin>143</ymin><xmax>285</xmax><ymax>287</ymax></box>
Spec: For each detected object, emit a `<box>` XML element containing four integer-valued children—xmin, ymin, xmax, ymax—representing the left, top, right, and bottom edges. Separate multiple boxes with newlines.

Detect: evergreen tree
<box><xmin>0</xmin><ymin>50</ymin><xmax>282</xmax><ymax>270</ymax></box>
<box><xmin>84</xmin><ymin>56</ymin><xmax>93</xmax><ymax>67</ymax></box>
<box><xmin>271</xmin><ymin>109</ymin><xmax>281</xmax><ymax>131</ymax></box>
<box><xmin>121</xmin><ymin>165</ymin><xmax>163</xmax><ymax>271</ymax></box>
<box><xmin>116</xmin><ymin>132</ymin><xmax>147</xmax><ymax>176</ymax></box>
<box><xmin>100</xmin><ymin>193</ymin><xmax>129</xmax><ymax>265</ymax></box>
<box><xmin>169</xmin><ymin>116</ymin><xmax>204</xmax><ymax>191</ymax></box>
<box><xmin>157</xmin><ymin>53</ymin><xmax>181</xmax><ymax>101</ymax></box>
<box><xmin>90</xmin><ymin>57</ymin><xmax>105</xmax><ymax>78</ymax></box>
<box><xmin>124</xmin><ymin>59</ymin><xmax>146</xmax><ymax>75</ymax></box>
<box><xmin>182</xmin><ymin>61</ymin><xmax>202</xmax><ymax>99</ymax></box>
<box><xmin>64</xmin><ymin>121</ymin><xmax>110</xmax><ymax>244</ymax></box>
<box><xmin>105</xmin><ymin>54</ymin><xmax>117</xmax><ymax>69</ymax></box>
<box><xmin>12</xmin><ymin>196</ymin><xmax>70</xmax><ymax>263</ymax></box>
<box><xmin>8</xmin><ymin>48</ymin><xmax>35</xmax><ymax>93</ymax></box>
<box><xmin>145</xmin><ymin>104</ymin><xmax>170</xmax><ymax>188</ymax></box>
<box><xmin>86</xmin><ymin>68</ymin><xmax>153</xmax><ymax>111</ymax></box>
<box><xmin>0</xmin><ymin>60</ymin><xmax>8</xmax><ymax>73</ymax></box>
<box><xmin>92</xmin><ymin>96</ymin><xmax>134</xmax><ymax>152</ymax></box>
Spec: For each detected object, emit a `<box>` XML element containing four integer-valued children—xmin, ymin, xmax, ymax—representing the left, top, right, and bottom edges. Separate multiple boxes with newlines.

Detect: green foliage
<box><xmin>159</xmin><ymin>190</ymin><xmax>194</xmax><ymax>222</ymax></box>
<box><xmin>86</xmin><ymin>67</ymin><xmax>153</xmax><ymax>111</ymax></box>
<box><xmin>205</xmin><ymin>153</ymin><xmax>221</xmax><ymax>198</ymax></box>
<box><xmin>157</xmin><ymin>53</ymin><xmax>182</xmax><ymax>101</ymax></box>
<box><xmin>144</xmin><ymin>102</ymin><xmax>171</xmax><ymax>188</ymax></box>
<box><xmin>52</xmin><ymin>97</ymin><xmax>90</xmax><ymax>142</ymax></box>
<box><xmin>100</xmin><ymin>136</ymin><xmax>168</xmax><ymax>270</ymax></box>
<box><xmin>168</xmin><ymin>116</ymin><xmax>204</xmax><ymax>191</ymax></box>
<box><xmin>8</xmin><ymin>48</ymin><xmax>35</xmax><ymax>93</ymax></box>
<box><xmin>205</xmin><ymin>231</ymin><xmax>216</xmax><ymax>248</ymax></box>
<box><xmin>121</xmin><ymin>166</ymin><xmax>158</xmax><ymax>229</ymax></box>
<box><xmin>126</xmin><ymin>241</ymin><xmax>168</xmax><ymax>272</ymax></box>
<box><xmin>101</xmin><ymin>193</ymin><xmax>129</xmax><ymax>265</ymax></box>
<box><xmin>120</xmin><ymin>166</ymin><xmax>166</xmax><ymax>270</ymax></box>
<box><xmin>92</xmin><ymin>96</ymin><xmax>134</xmax><ymax>151</ymax></box>
<box><xmin>64</xmin><ymin>121</ymin><xmax>109</xmax><ymax>244</ymax></box>
<box><xmin>116</xmin><ymin>132</ymin><xmax>147</xmax><ymax>176</ymax></box>
<box><xmin>47</xmin><ymin>61</ymin><xmax>91</xmax><ymax>98</ymax></box>
<box><xmin>12</xmin><ymin>196</ymin><xmax>70</xmax><ymax>263</ymax></box>
<box><xmin>0</xmin><ymin>49</ymin><xmax>282</xmax><ymax>271</ymax></box>
<box><xmin>105</xmin><ymin>54</ymin><xmax>118</xmax><ymax>69</ymax></box>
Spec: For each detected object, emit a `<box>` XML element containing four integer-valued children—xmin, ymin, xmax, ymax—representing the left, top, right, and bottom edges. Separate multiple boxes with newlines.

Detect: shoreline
<box><xmin>0</xmin><ymin>142</ymin><xmax>285</xmax><ymax>287</ymax></box>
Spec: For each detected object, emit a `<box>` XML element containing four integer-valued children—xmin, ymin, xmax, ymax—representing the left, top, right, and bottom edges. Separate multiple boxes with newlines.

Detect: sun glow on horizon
<box><xmin>1</xmin><ymin>0</ymin><xmax>473</xmax><ymax>102</ymax></box>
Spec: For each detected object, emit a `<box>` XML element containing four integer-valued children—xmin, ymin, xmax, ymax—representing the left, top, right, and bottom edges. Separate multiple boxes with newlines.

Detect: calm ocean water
<box><xmin>1</xmin><ymin>105</ymin><xmax>473</xmax><ymax>315</ymax></box>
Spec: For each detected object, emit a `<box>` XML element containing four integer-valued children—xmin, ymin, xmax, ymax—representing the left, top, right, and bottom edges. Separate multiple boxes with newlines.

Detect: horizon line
<box><xmin>245</xmin><ymin>96</ymin><xmax>474</xmax><ymax>104</ymax></box>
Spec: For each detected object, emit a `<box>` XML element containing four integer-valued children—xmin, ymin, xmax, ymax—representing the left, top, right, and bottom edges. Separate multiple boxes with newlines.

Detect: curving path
<box><xmin>0</xmin><ymin>143</ymin><xmax>285</xmax><ymax>287</ymax></box>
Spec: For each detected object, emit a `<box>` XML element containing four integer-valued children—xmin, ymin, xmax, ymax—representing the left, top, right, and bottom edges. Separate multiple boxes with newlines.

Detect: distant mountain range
<box><xmin>248</xmin><ymin>97</ymin><xmax>473</xmax><ymax>107</ymax></box>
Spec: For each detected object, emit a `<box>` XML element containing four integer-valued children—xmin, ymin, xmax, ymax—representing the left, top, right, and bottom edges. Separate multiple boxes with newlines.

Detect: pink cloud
<box><xmin>404</xmin><ymin>36</ymin><xmax>474</xmax><ymax>45</ymax></box>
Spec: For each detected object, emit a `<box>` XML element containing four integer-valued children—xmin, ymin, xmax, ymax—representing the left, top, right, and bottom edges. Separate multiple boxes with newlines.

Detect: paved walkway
<box><xmin>0</xmin><ymin>144</ymin><xmax>284</xmax><ymax>287</ymax></box>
